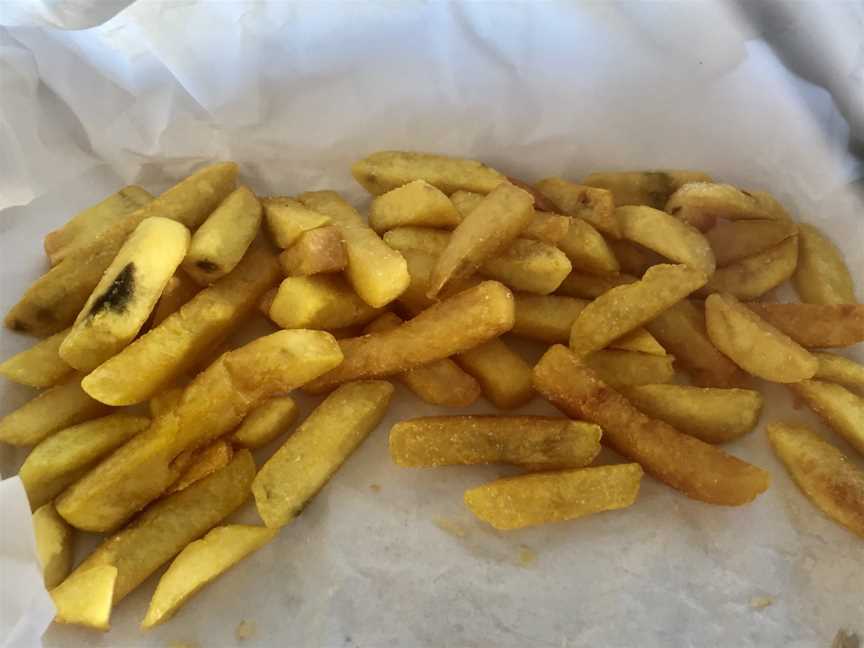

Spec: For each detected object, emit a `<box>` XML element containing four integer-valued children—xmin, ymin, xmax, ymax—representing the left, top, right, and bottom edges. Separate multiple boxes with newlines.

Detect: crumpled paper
<box><xmin>1</xmin><ymin>2</ymin><xmax>863</xmax><ymax>647</ymax></box>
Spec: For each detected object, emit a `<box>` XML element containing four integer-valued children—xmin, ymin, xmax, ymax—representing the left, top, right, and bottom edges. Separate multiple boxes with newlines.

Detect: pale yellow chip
<box><xmin>535</xmin><ymin>178</ymin><xmax>620</xmax><ymax>237</ymax></box>
<box><xmin>789</xmin><ymin>380</ymin><xmax>864</xmax><ymax>456</ymax></box>
<box><xmin>584</xmin><ymin>350</ymin><xmax>674</xmax><ymax>389</ymax></box>
<box><xmin>33</xmin><ymin>503</ymin><xmax>73</xmax><ymax>589</ymax></box>
<box><xmin>267</xmin><ymin>275</ymin><xmax>382</xmax><ymax>330</ymax></box>
<box><xmin>665</xmin><ymin>182</ymin><xmax>773</xmax><ymax>231</ymax></box>
<box><xmin>555</xmin><ymin>271</ymin><xmax>636</xmax><ymax>299</ymax></box>
<box><xmin>465</xmin><ymin>464</ymin><xmax>643</xmax><ymax>530</ymax></box>
<box><xmin>450</xmin><ymin>190</ymin><xmax>570</xmax><ymax>244</ymax></box>
<box><xmin>813</xmin><ymin>352</ymin><xmax>864</xmax><ymax>390</ymax></box>
<box><xmin>456</xmin><ymin>338</ymin><xmax>534</xmax><ymax>409</ymax></box>
<box><xmin>390</xmin><ymin>416</ymin><xmax>602</xmax><ymax>469</ymax></box>
<box><xmin>254</xmin><ymin>381</ymin><xmax>394</xmax><ymax>527</ymax></box>
<box><xmin>705</xmin><ymin>293</ymin><xmax>817</xmax><ymax>383</ymax></box>
<box><xmin>369</xmin><ymin>179</ymin><xmax>461</xmax><ymax>232</ymax></box>
<box><xmin>698</xmin><ymin>236</ymin><xmax>799</xmax><ymax>300</ymax></box>
<box><xmin>149</xmin><ymin>385</ymin><xmax>185</xmax><ymax>418</ymax></box>
<box><xmin>142</xmin><ymin>525</ymin><xmax>277</xmax><ymax>629</ymax></box>
<box><xmin>166</xmin><ymin>440</ymin><xmax>234</xmax><ymax>494</ymax></box>
<box><xmin>705</xmin><ymin>219</ymin><xmax>798</xmax><ymax>267</ymax></box>
<box><xmin>0</xmin><ymin>327</ymin><xmax>73</xmax><ymax>388</ymax></box>
<box><xmin>767</xmin><ymin>422</ymin><xmax>864</xmax><ymax>539</ymax></box>
<box><xmin>793</xmin><ymin>223</ymin><xmax>857</xmax><ymax>305</ymax></box>
<box><xmin>262</xmin><ymin>197</ymin><xmax>331</xmax><ymax>249</ymax></box>
<box><xmin>581</xmin><ymin>170</ymin><xmax>712</xmax><ymax>209</ymax></box>
<box><xmin>744</xmin><ymin>303</ymin><xmax>864</xmax><ymax>349</ymax></box>
<box><xmin>278</xmin><ymin>225</ymin><xmax>347</xmax><ymax>276</ymax></box>
<box><xmin>232</xmin><ymin>397</ymin><xmax>298</xmax><ymax>449</ymax></box>
<box><xmin>556</xmin><ymin>216</ymin><xmax>620</xmax><ymax>275</ymax></box>
<box><xmin>52</xmin><ymin>565</ymin><xmax>118</xmax><ymax>631</ymax></box>
<box><xmin>621</xmin><ymin>384</ymin><xmax>763</xmax><ymax>444</ymax></box>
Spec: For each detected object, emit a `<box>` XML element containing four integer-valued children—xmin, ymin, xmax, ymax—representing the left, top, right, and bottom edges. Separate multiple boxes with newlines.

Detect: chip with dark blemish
<box><xmin>89</xmin><ymin>262</ymin><xmax>135</xmax><ymax>316</ymax></box>
<box><xmin>196</xmin><ymin>259</ymin><xmax>220</xmax><ymax>274</ymax></box>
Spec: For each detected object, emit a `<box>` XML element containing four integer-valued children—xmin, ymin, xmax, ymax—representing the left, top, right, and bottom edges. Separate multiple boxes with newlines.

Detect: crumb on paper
<box><xmin>434</xmin><ymin>517</ymin><xmax>467</xmax><ymax>538</ymax></box>
<box><xmin>369</xmin><ymin>483</ymin><xmax>381</xmax><ymax>493</ymax></box>
<box><xmin>833</xmin><ymin>630</ymin><xmax>861</xmax><ymax>648</ymax></box>
<box><xmin>750</xmin><ymin>595</ymin><xmax>775</xmax><ymax>609</ymax></box>
<box><xmin>235</xmin><ymin>619</ymin><xmax>256</xmax><ymax>641</ymax></box>
<box><xmin>518</xmin><ymin>544</ymin><xmax>536</xmax><ymax>567</ymax></box>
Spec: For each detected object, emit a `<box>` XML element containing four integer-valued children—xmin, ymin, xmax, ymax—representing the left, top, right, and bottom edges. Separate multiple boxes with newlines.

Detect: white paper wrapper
<box><xmin>1</xmin><ymin>2</ymin><xmax>863</xmax><ymax>647</ymax></box>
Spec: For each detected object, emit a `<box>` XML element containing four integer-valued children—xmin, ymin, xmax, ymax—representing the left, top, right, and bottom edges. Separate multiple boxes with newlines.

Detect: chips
<box><xmin>262</xmin><ymin>197</ymin><xmax>331</xmax><ymax>248</ymax></box>
<box><xmin>352</xmin><ymin>150</ymin><xmax>507</xmax><ymax>195</ymax></box>
<box><xmin>705</xmin><ymin>293</ymin><xmax>817</xmax><ymax>383</ymax></box>
<box><xmin>231</xmin><ymin>397</ymin><xmax>298</xmax><ymax>449</ymax></box>
<box><xmin>81</xmin><ymin>238</ymin><xmax>281</xmax><ymax>406</ymax></box>
<box><xmin>0</xmin><ymin>375</ymin><xmax>110</xmax><ymax>447</ymax></box>
<box><xmin>620</xmin><ymin>385</ymin><xmax>763</xmax><ymax>444</ymax></box>
<box><xmin>428</xmin><ymin>182</ymin><xmax>535</xmax><ymax>297</ymax></box>
<box><xmin>744</xmin><ymin>303</ymin><xmax>864</xmax><ymax>349</ymax></box>
<box><xmin>278</xmin><ymin>225</ymin><xmax>347</xmax><ymax>276</ymax></box>
<box><xmin>698</xmin><ymin>236</ymin><xmax>798</xmax><ymax>300</ymax></box>
<box><xmin>20</xmin><ymin>413</ymin><xmax>150</xmax><ymax>509</ymax></box>
<box><xmin>535</xmin><ymin>178</ymin><xmax>620</xmax><ymax>237</ymax></box>
<box><xmin>364</xmin><ymin>313</ymin><xmax>481</xmax><ymax>407</ymax></box>
<box><xmin>582</xmin><ymin>170</ymin><xmax>712</xmax><ymax>209</ymax></box>
<box><xmin>583</xmin><ymin>350</ymin><xmax>675</xmax><ymax>388</ymax></box>
<box><xmin>788</xmin><ymin>380</ymin><xmax>864</xmax><ymax>456</ymax></box>
<box><xmin>813</xmin><ymin>352</ymin><xmax>864</xmax><ymax>390</ymax></box>
<box><xmin>305</xmin><ymin>281</ymin><xmax>514</xmax><ymax>393</ymax></box>
<box><xmin>51</xmin><ymin>565</ymin><xmax>118</xmax><ymax>631</ymax></box>
<box><xmin>369</xmin><ymin>180</ymin><xmax>461</xmax><ymax>232</ymax></box>
<box><xmin>665</xmin><ymin>182</ymin><xmax>773</xmax><ymax>231</ymax></box>
<box><xmin>767</xmin><ymin>422</ymin><xmax>864</xmax><ymax>539</ymax></box>
<box><xmin>183</xmin><ymin>186</ymin><xmax>263</xmax><ymax>285</ymax></box>
<box><xmin>142</xmin><ymin>525</ymin><xmax>277</xmax><ymax>629</ymax></box>
<box><xmin>254</xmin><ymin>381</ymin><xmax>394</xmax><ymax>527</ymax></box>
<box><xmin>705</xmin><ymin>219</ymin><xmax>798</xmax><ymax>267</ymax></box>
<box><xmin>5</xmin><ymin>162</ymin><xmax>237</xmax><ymax>336</ymax></box>
<box><xmin>465</xmin><ymin>464</ymin><xmax>643</xmax><ymax>531</ymax></box>
<box><xmin>33</xmin><ymin>503</ymin><xmax>73</xmax><ymax>589</ymax></box>
<box><xmin>616</xmin><ymin>205</ymin><xmax>716</xmax><ymax>274</ymax></box>
<box><xmin>456</xmin><ymin>338</ymin><xmax>534</xmax><ymax>409</ymax></box>
<box><xmin>555</xmin><ymin>271</ymin><xmax>636</xmax><ymax>299</ymax></box>
<box><xmin>0</xmin><ymin>327</ymin><xmax>73</xmax><ymax>388</ymax></box>
<box><xmin>59</xmin><ymin>217</ymin><xmax>191</xmax><ymax>372</ymax></box>
<box><xmin>556</xmin><ymin>216</ymin><xmax>620</xmax><ymax>275</ymax></box>
<box><xmin>299</xmin><ymin>191</ymin><xmax>410</xmax><ymax>308</ymax></box>
<box><xmin>793</xmin><ymin>223</ymin><xmax>857</xmax><ymax>305</ymax></box>
<box><xmin>390</xmin><ymin>416</ymin><xmax>602</xmax><ymax>469</ymax></box>
<box><xmin>166</xmin><ymin>441</ymin><xmax>234</xmax><ymax>495</ymax></box>
<box><xmin>533</xmin><ymin>345</ymin><xmax>770</xmax><ymax>505</ymax></box>
<box><xmin>266</xmin><ymin>275</ymin><xmax>382</xmax><ymax>329</ymax></box>
<box><xmin>568</xmin><ymin>264</ymin><xmax>707</xmax><ymax>357</ymax></box>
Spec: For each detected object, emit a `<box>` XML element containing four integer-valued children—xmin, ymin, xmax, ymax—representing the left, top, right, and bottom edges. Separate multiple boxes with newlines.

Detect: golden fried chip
<box><xmin>698</xmin><ymin>236</ymin><xmax>799</xmax><ymax>300</ymax></box>
<box><xmin>456</xmin><ymin>338</ymin><xmax>534</xmax><ymax>409</ymax></box>
<box><xmin>533</xmin><ymin>345</ymin><xmax>770</xmax><ymax>505</ymax></box>
<box><xmin>450</xmin><ymin>190</ymin><xmax>570</xmax><ymax>244</ymax></box>
<box><xmin>166</xmin><ymin>440</ymin><xmax>234</xmax><ymax>494</ymax></box>
<box><xmin>665</xmin><ymin>182</ymin><xmax>773</xmax><ymax>231</ymax></box>
<box><xmin>767</xmin><ymin>422</ymin><xmax>864</xmax><ymax>539</ymax></box>
<box><xmin>352</xmin><ymin>150</ymin><xmax>507</xmax><ymax>195</ymax></box>
<box><xmin>278</xmin><ymin>226</ymin><xmax>347</xmax><ymax>276</ymax></box>
<box><xmin>581</xmin><ymin>170</ymin><xmax>712</xmax><ymax>209</ymax></box>
<box><xmin>793</xmin><ymin>223</ymin><xmax>857</xmax><ymax>304</ymax></box>
<box><xmin>556</xmin><ymin>217</ymin><xmax>620</xmax><ymax>275</ymax></box>
<box><xmin>535</xmin><ymin>178</ymin><xmax>619</xmax><ymax>237</ymax></box>
<box><xmin>390</xmin><ymin>416</ymin><xmax>601</xmax><ymax>469</ymax></box>
<box><xmin>465</xmin><ymin>464</ymin><xmax>643</xmax><ymax>530</ymax></box>
<box><xmin>744</xmin><ymin>303</ymin><xmax>864</xmax><ymax>349</ymax></box>
<box><xmin>266</xmin><ymin>275</ymin><xmax>382</xmax><ymax>330</ymax></box>
<box><xmin>369</xmin><ymin>180</ymin><xmax>461</xmax><ymax>232</ymax></box>
<box><xmin>705</xmin><ymin>293</ymin><xmax>817</xmax><ymax>383</ymax></box>
<box><xmin>555</xmin><ymin>271</ymin><xmax>636</xmax><ymax>299</ymax></box>
<box><xmin>584</xmin><ymin>350</ymin><xmax>674</xmax><ymax>388</ymax></box>
<box><xmin>33</xmin><ymin>503</ymin><xmax>73</xmax><ymax>589</ymax></box>
<box><xmin>0</xmin><ymin>328</ymin><xmax>73</xmax><ymax>388</ymax></box>
<box><xmin>232</xmin><ymin>397</ymin><xmax>298</xmax><ymax>449</ymax></box>
<box><xmin>51</xmin><ymin>565</ymin><xmax>117</xmax><ymax>631</ymax></box>
<box><xmin>254</xmin><ymin>381</ymin><xmax>394</xmax><ymax>527</ymax></box>
<box><xmin>261</xmin><ymin>197</ymin><xmax>330</xmax><ymax>249</ymax></box>
<box><xmin>620</xmin><ymin>384</ymin><xmax>763</xmax><ymax>444</ymax></box>
<box><xmin>705</xmin><ymin>219</ymin><xmax>798</xmax><ymax>267</ymax></box>
<box><xmin>789</xmin><ymin>380</ymin><xmax>864</xmax><ymax>456</ymax></box>
<box><xmin>813</xmin><ymin>352</ymin><xmax>864</xmax><ymax>390</ymax></box>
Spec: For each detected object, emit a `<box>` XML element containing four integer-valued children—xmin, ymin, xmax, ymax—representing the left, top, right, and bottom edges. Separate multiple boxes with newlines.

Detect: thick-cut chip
<box><xmin>299</xmin><ymin>191</ymin><xmax>409</xmax><ymax>308</ymax></box>
<box><xmin>646</xmin><ymin>300</ymin><xmax>748</xmax><ymax>388</ymax></box>
<box><xmin>616</xmin><ymin>205</ymin><xmax>716</xmax><ymax>274</ymax></box>
<box><xmin>789</xmin><ymin>380</ymin><xmax>864</xmax><ymax>456</ymax></box>
<box><xmin>665</xmin><ymin>182</ymin><xmax>773</xmax><ymax>231</ymax></box>
<box><xmin>351</xmin><ymin>150</ymin><xmax>507</xmax><ymax>196</ymax></box>
<box><xmin>383</xmin><ymin>226</ymin><xmax>450</xmax><ymax>255</ymax></box>
<box><xmin>608</xmin><ymin>240</ymin><xmax>666</xmax><ymax>276</ymax></box>
<box><xmin>394</xmin><ymin>247</ymin><xmax>479</xmax><ymax>313</ymax></box>
<box><xmin>428</xmin><ymin>183</ymin><xmax>534</xmax><ymax>297</ymax></box>
<box><xmin>584</xmin><ymin>350</ymin><xmax>674</xmax><ymax>388</ymax></box>
<box><xmin>569</xmin><ymin>264</ymin><xmax>707</xmax><ymax>357</ymax></box>
<box><xmin>58</xmin><ymin>331</ymin><xmax>343</xmax><ymax>532</ymax></box>
<box><xmin>60</xmin><ymin>217</ymin><xmax>190</xmax><ymax>372</ymax></box>
<box><xmin>767</xmin><ymin>422</ymin><xmax>864</xmax><ymax>539</ymax></box>
<box><xmin>535</xmin><ymin>178</ymin><xmax>619</xmax><ymax>237</ymax></box>
<box><xmin>149</xmin><ymin>385</ymin><xmax>185</xmax><ymax>418</ymax></box>
<box><xmin>793</xmin><ymin>223</ymin><xmax>857</xmax><ymax>305</ymax></box>
<box><xmin>142</xmin><ymin>525</ymin><xmax>277</xmax><ymax>629</ymax></box>
<box><xmin>745</xmin><ymin>303</ymin><xmax>864</xmax><ymax>349</ymax></box>
<box><xmin>369</xmin><ymin>180</ymin><xmax>461</xmax><ymax>232</ymax></box>
<box><xmin>21</xmin><ymin>413</ymin><xmax>150</xmax><ymax>509</ymax></box>
<box><xmin>6</xmin><ymin>162</ymin><xmax>237</xmax><ymax>337</ymax></box>
<box><xmin>267</xmin><ymin>275</ymin><xmax>382</xmax><ymax>330</ymax></box>
<box><xmin>261</xmin><ymin>197</ymin><xmax>331</xmax><ymax>249</ymax></box>
<box><xmin>166</xmin><ymin>441</ymin><xmax>234</xmax><ymax>494</ymax></box>
<box><xmin>51</xmin><ymin>565</ymin><xmax>117</xmax><ymax>631</ymax></box>
<box><xmin>232</xmin><ymin>397</ymin><xmax>298</xmax><ymax>449</ymax></box>
<box><xmin>45</xmin><ymin>186</ymin><xmax>153</xmax><ymax>266</ymax></box>
<box><xmin>505</xmin><ymin>177</ymin><xmax>559</xmax><ymax>212</ymax></box>
<box><xmin>0</xmin><ymin>375</ymin><xmax>109</xmax><ymax>447</ymax></box>
<box><xmin>533</xmin><ymin>345</ymin><xmax>771</xmax><ymax>505</ymax></box>
<box><xmin>698</xmin><ymin>237</ymin><xmax>799</xmax><ymax>300</ymax></box>
<box><xmin>81</xmin><ymin>239</ymin><xmax>281</xmax><ymax>406</ymax></box>
<box><xmin>67</xmin><ymin>450</ymin><xmax>254</xmax><ymax>604</ymax></box>
<box><xmin>456</xmin><ymin>338</ymin><xmax>534</xmax><ymax>409</ymax></box>
<box><xmin>278</xmin><ymin>226</ymin><xmax>347</xmax><ymax>276</ymax></box>
<box><xmin>151</xmin><ymin>274</ymin><xmax>200</xmax><ymax>328</ymax></box>
<box><xmin>390</xmin><ymin>416</ymin><xmax>602</xmax><ymax>469</ymax></box>
<box><xmin>450</xmin><ymin>190</ymin><xmax>570</xmax><ymax>244</ymax></box>
<box><xmin>705</xmin><ymin>219</ymin><xmax>798</xmax><ymax>267</ymax></box>
<box><xmin>813</xmin><ymin>352</ymin><xmax>864</xmax><ymax>390</ymax></box>
<box><xmin>305</xmin><ymin>281</ymin><xmax>514</xmax><ymax>393</ymax></box>
<box><xmin>556</xmin><ymin>271</ymin><xmax>636</xmax><ymax>299</ymax></box>
<box><xmin>254</xmin><ymin>381</ymin><xmax>393</xmax><ymax>527</ymax></box>
<box><xmin>557</xmin><ymin>217</ymin><xmax>620</xmax><ymax>275</ymax></box>
<box><xmin>182</xmin><ymin>186</ymin><xmax>262</xmax><ymax>285</ymax></box>
<box><xmin>364</xmin><ymin>313</ymin><xmax>480</xmax><ymax>407</ymax></box>
<box><xmin>33</xmin><ymin>503</ymin><xmax>73</xmax><ymax>589</ymax></box>
<box><xmin>0</xmin><ymin>328</ymin><xmax>73</xmax><ymax>388</ymax></box>
<box><xmin>705</xmin><ymin>293</ymin><xmax>817</xmax><ymax>383</ymax></box>
<box><xmin>620</xmin><ymin>385</ymin><xmax>763</xmax><ymax>444</ymax></box>
<box><xmin>581</xmin><ymin>170</ymin><xmax>712</xmax><ymax>209</ymax></box>
<box><xmin>465</xmin><ymin>464</ymin><xmax>643</xmax><ymax>531</ymax></box>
